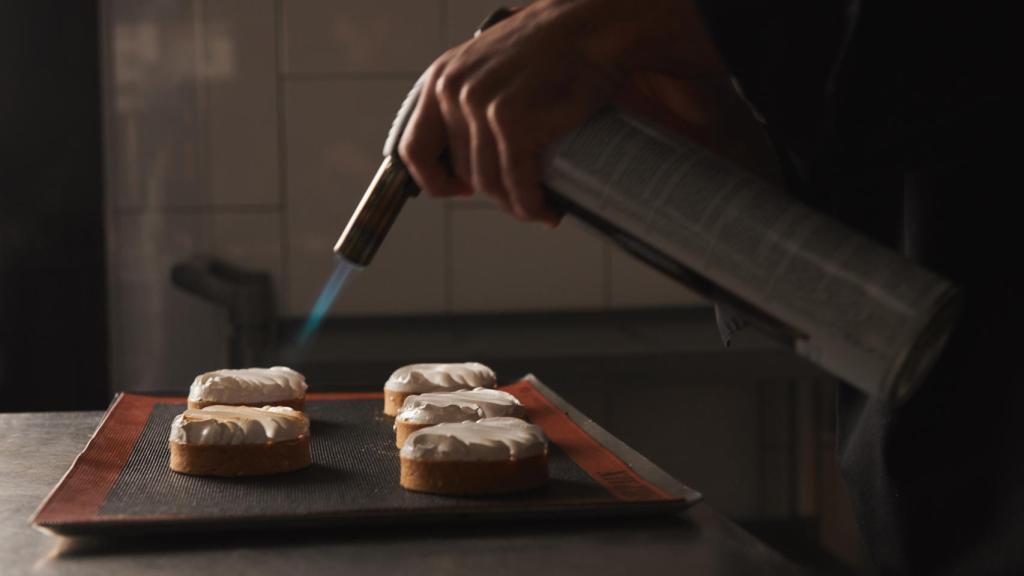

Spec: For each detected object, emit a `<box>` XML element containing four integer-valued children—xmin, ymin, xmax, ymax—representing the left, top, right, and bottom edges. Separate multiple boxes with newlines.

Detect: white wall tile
<box><xmin>450</xmin><ymin>207</ymin><xmax>605</xmax><ymax>312</ymax></box>
<box><xmin>105</xmin><ymin>0</ymin><xmax>280</xmax><ymax>209</ymax></box>
<box><xmin>201</xmin><ymin>0</ymin><xmax>280</xmax><ymax>206</ymax></box>
<box><xmin>281</xmin><ymin>0</ymin><xmax>443</xmax><ymax>75</ymax></box>
<box><xmin>444</xmin><ymin>0</ymin><xmax>507</xmax><ymax>46</ymax></box>
<box><xmin>210</xmin><ymin>213</ymin><xmax>286</xmax><ymax>278</ymax></box>
<box><xmin>111</xmin><ymin>211</ymin><xmax>283</xmax><ymax>392</ymax></box>
<box><xmin>608</xmin><ymin>241</ymin><xmax>704</xmax><ymax>307</ymax></box>
<box><xmin>284</xmin><ymin>79</ymin><xmax>446</xmax><ymax>316</ymax></box>
<box><xmin>106</xmin><ymin>0</ymin><xmax>204</xmax><ymax>208</ymax></box>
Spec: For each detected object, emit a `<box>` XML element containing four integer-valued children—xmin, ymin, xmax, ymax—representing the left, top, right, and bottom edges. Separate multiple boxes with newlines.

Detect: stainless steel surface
<box><xmin>1</xmin><ymin>411</ymin><xmax>803</xmax><ymax>575</ymax></box>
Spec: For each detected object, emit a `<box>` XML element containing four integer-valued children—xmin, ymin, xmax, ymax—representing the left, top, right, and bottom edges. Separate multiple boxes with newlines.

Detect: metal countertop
<box><xmin>1</xmin><ymin>411</ymin><xmax>801</xmax><ymax>576</ymax></box>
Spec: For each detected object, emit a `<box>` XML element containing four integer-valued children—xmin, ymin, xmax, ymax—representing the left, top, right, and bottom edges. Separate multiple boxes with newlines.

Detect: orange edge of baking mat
<box><xmin>32</xmin><ymin>391</ymin><xmax>384</xmax><ymax>525</ymax></box>
<box><xmin>503</xmin><ymin>380</ymin><xmax>674</xmax><ymax>502</ymax></box>
<box><xmin>33</xmin><ymin>393</ymin><xmax>159</xmax><ymax>525</ymax></box>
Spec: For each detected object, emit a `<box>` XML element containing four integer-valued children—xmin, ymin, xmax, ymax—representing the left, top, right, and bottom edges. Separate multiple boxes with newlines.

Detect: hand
<box><xmin>398</xmin><ymin>0</ymin><xmax>727</xmax><ymax>225</ymax></box>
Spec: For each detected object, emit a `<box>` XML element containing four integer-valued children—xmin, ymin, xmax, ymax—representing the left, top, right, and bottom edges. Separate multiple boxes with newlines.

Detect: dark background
<box><xmin>0</xmin><ymin>0</ymin><xmax>109</xmax><ymax>411</ymax></box>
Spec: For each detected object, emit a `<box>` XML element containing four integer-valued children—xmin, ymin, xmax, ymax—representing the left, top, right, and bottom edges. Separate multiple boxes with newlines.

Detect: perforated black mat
<box><xmin>101</xmin><ymin>400</ymin><xmax>612</xmax><ymax>518</ymax></box>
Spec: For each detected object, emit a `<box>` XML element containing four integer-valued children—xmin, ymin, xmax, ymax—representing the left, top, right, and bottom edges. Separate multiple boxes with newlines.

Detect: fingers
<box><xmin>398</xmin><ymin>61</ymin><xmax>468</xmax><ymax>198</ymax></box>
<box><xmin>488</xmin><ymin>97</ymin><xmax>561</xmax><ymax>225</ymax></box>
<box><xmin>461</xmin><ymin>82</ymin><xmax>513</xmax><ymax>212</ymax></box>
<box><xmin>402</xmin><ymin>49</ymin><xmax>553</xmax><ymax>222</ymax></box>
<box><xmin>434</xmin><ymin>64</ymin><xmax>473</xmax><ymax>191</ymax></box>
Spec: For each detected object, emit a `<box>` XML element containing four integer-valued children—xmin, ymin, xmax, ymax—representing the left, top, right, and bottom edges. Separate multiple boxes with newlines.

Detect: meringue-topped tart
<box><xmin>393</xmin><ymin>388</ymin><xmax>524</xmax><ymax>447</ymax></box>
<box><xmin>383</xmin><ymin>362</ymin><xmax>496</xmax><ymax>416</ymax></box>
<box><xmin>399</xmin><ymin>417</ymin><xmax>548</xmax><ymax>495</ymax></box>
<box><xmin>168</xmin><ymin>405</ymin><xmax>311</xmax><ymax>477</ymax></box>
<box><xmin>187</xmin><ymin>366</ymin><xmax>308</xmax><ymax>410</ymax></box>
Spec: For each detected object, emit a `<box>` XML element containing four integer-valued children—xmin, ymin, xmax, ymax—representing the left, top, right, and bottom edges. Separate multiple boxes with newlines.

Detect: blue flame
<box><xmin>296</xmin><ymin>257</ymin><xmax>358</xmax><ymax>346</ymax></box>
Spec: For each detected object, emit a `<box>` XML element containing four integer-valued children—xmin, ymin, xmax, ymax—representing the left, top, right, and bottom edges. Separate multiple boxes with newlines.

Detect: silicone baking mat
<box><xmin>33</xmin><ymin>376</ymin><xmax>701</xmax><ymax>535</ymax></box>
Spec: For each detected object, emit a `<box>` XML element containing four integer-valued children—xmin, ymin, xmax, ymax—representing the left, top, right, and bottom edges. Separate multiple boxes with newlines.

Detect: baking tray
<box><xmin>32</xmin><ymin>375</ymin><xmax>701</xmax><ymax>536</ymax></box>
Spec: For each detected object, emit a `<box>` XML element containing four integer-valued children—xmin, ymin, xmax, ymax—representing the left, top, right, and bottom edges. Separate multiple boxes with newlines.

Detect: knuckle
<box><xmin>486</xmin><ymin>98</ymin><xmax>514</xmax><ymax>130</ymax></box>
<box><xmin>435</xmin><ymin>70</ymin><xmax>464</xmax><ymax>103</ymax></box>
<box><xmin>424</xmin><ymin>58</ymin><xmax>446</xmax><ymax>84</ymax></box>
<box><xmin>459</xmin><ymin>81</ymin><xmax>488</xmax><ymax>111</ymax></box>
<box><xmin>397</xmin><ymin>138</ymin><xmax>416</xmax><ymax>166</ymax></box>
<box><xmin>397</xmin><ymin>133</ymin><xmax>422</xmax><ymax>166</ymax></box>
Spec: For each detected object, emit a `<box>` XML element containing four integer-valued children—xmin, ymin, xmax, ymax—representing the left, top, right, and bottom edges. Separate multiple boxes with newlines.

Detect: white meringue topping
<box><xmin>400</xmin><ymin>417</ymin><xmax>547</xmax><ymax>462</ymax></box>
<box><xmin>188</xmin><ymin>366</ymin><xmax>307</xmax><ymax>404</ymax></box>
<box><xmin>384</xmin><ymin>362</ymin><xmax>496</xmax><ymax>394</ymax></box>
<box><xmin>396</xmin><ymin>388</ymin><xmax>523</xmax><ymax>425</ymax></box>
<box><xmin>169</xmin><ymin>405</ymin><xmax>309</xmax><ymax>446</ymax></box>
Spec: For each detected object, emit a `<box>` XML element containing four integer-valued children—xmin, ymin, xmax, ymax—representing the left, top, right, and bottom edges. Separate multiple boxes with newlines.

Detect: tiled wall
<box><xmin>102</xmin><ymin>0</ymin><xmax>701</xmax><ymax>391</ymax></box>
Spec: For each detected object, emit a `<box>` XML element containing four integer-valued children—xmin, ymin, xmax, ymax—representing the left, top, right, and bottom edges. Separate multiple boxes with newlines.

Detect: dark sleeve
<box><xmin>694</xmin><ymin>0</ymin><xmax>903</xmax><ymax>245</ymax></box>
<box><xmin>692</xmin><ymin>0</ymin><xmax>849</xmax><ymax>164</ymax></box>
<box><xmin>692</xmin><ymin>1</ymin><xmax>1023</xmax><ymax>573</ymax></box>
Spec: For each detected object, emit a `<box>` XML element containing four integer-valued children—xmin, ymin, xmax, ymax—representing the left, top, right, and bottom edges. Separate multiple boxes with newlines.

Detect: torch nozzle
<box><xmin>333</xmin><ymin>155</ymin><xmax>417</xmax><ymax>266</ymax></box>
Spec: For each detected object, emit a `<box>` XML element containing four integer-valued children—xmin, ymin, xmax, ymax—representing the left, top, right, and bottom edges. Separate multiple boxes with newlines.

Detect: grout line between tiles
<box><xmin>113</xmin><ymin>204</ymin><xmax>283</xmax><ymax>214</ymax></box>
<box><xmin>281</xmin><ymin>71</ymin><xmax>432</xmax><ymax>82</ymax></box>
<box><xmin>274</xmin><ymin>0</ymin><xmax>291</xmax><ymax>311</ymax></box>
